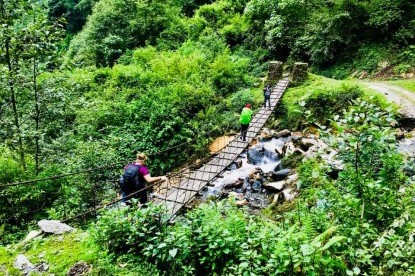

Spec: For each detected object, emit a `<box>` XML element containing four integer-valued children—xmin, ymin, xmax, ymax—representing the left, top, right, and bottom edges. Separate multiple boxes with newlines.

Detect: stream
<box><xmin>202</xmin><ymin>137</ymin><xmax>289</xmax><ymax>208</ymax></box>
<box><xmin>199</xmin><ymin>127</ymin><xmax>415</xmax><ymax>209</ymax></box>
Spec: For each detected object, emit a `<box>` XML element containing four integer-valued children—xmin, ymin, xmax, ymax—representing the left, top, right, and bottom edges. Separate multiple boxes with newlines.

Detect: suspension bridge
<box><xmin>0</xmin><ymin>76</ymin><xmax>290</xmax><ymax>227</ymax></box>
<box><xmin>153</xmin><ymin>78</ymin><xmax>289</xmax><ymax>218</ymax></box>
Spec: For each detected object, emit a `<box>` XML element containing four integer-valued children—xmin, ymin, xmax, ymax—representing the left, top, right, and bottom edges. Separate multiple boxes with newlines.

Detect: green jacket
<box><xmin>239</xmin><ymin>107</ymin><xmax>253</xmax><ymax>124</ymax></box>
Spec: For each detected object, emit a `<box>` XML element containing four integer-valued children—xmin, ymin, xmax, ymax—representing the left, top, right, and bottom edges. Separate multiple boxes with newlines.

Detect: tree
<box><xmin>0</xmin><ymin>0</ymin><xmax>29</xmax><ymax>170</ymax></box>
<box><xmin>0</xmin><ymin>0</ymin><xmax>63</xmax><ymax>173</ymax></box>
<box><xmin>24</xmin><ymin>3</ymin><xmax>64</xmax><ymax>174</ymax></box>
<box><xmin>48</xmin><ymin>0</ymin><xmax>98</xmax><ymax>33</ymax></box>
<box><xmin>67</xmin><ymin>0</ymin><xmax>182</xmax><ymax>66</ymax></box>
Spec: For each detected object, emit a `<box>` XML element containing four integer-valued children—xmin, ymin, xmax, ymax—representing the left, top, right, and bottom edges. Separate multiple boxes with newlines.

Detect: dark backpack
<box><xmin>119</xmin><ymin>163</ymin><xmax>142</xmax><ymax>191</ymax></box>
<box><xmin>264</xmin><ymin>86</ymin><xmax>271</xmax><ymax>97</ymax></box>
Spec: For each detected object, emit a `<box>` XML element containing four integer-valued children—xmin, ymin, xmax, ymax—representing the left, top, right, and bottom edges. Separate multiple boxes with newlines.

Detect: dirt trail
<box><xmin>361</xmin><ymin>81</ymin><xmax>415</xmax><ymax>156</ymax></box>
<box><xmin>361</xmin><ymin>81</ymin><xmax>415</xmax><ymax>119</ymax></box>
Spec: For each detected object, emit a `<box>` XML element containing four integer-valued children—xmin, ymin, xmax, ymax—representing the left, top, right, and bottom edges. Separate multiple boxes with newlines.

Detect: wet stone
<box><xmin>247</xmin><ymin>146</ymin><xmax>279</xmax><ymax>165</ymax></box>
<box><xmin>252</xmin><ymin>180</ymin><xmax>262</xmax><ymax>192</ymax></box>
<box><xmin>264</xmin><ymin>181</ymin><xmax>285</xmax><ymax>192</ymax></box>
<box><xmin>272</xmin><ymin>168</ymin><xmax>291</xmax><ymax>180</ymax></box>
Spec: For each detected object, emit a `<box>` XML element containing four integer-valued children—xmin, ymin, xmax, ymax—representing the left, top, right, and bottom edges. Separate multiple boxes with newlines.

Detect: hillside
<box><xmin>0</xmin><ymin>0</ymin><xmax>414</xmax><ymax>275</ymax></box>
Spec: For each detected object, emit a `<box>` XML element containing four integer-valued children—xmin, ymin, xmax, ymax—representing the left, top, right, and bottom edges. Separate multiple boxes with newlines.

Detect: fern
<box><xmin>303</xmin><ymin>215</ymin><xmax>317</xmax><ymax>243</ymax></box>
<box><xmin>312</xmin><ymin>226</ymin><xmax>338</xmax><ymax>245</ymax></box>
<box><xmin>308</xmin><ymin>226</ymin><xmax>345</xmax><ymax>253</ymax></box>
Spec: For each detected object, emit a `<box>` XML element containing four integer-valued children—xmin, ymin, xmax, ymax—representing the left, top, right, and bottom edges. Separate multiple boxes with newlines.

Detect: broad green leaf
<box><xmin>169</xmin><ymin>248</ymin><xmax>178</xmax><ymax>258</ymax></box>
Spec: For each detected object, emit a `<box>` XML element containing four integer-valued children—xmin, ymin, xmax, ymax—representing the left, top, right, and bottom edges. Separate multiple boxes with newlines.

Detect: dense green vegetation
<box><xmin>1</xmin><ymin>98</ymin><xmax>414</xmax><ymax>274</ymax></box>
<box><xmin>0</xmin><ymin>0</ymin><xmax>414</xmax><ymax>274</ymax></box>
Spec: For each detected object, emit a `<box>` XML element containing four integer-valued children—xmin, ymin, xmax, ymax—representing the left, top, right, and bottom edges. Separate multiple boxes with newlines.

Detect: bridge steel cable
<box><xmin>1</xmin><ymin>124</ymin><xmax>234</xmax><ymax>225</ymax></box>
<box><xmin>61</xmin><ymin>138</ymin><xmax>237</xmax><ymax>224</ymax></box>
<box><xmin>0</xmin><ymin>125</ymin><xmax>230</xmax><ymax>188</ymax></box>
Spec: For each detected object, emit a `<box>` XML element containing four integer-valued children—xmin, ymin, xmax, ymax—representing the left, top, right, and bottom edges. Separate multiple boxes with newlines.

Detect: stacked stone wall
<box><xmin>267</xmin><ymin>61</ymin><xmax>283</xmax><ymax>86</ymax></box>
<box><xmin>290</xmin><ymin>62</ymin><xmax>308</xmax><ymax>85</ymax></box>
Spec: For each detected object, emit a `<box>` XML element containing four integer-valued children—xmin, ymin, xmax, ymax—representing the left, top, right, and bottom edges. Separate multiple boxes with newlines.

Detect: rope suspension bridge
<box><xmin>0</xmin><ymin>77</ymin><xmax>289</xmax><ymax>228</ymax></box>
<box><xmin>154</xmin><ymin>78</ymin><xmax>289</xmax><ymax>217</ymax></box>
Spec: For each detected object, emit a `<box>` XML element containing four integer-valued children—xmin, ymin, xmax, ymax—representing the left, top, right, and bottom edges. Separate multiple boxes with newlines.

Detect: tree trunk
<box><xmin>33</xmin><ymin>56</ymin><xmax>40</xmax><ymax>175</ymax></box>
<box><xmin>5</xmin><ymin>37</ymin><xmax>26</xmax><ymax>171</ymax></box>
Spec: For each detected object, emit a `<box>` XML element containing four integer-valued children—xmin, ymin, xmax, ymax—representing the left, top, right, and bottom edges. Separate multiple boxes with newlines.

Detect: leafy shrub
<box><xmin>92</xmin><ymin>203</ymin><xmax>168</xmax><ymax>255</ymax></box>
<box><xmin>327</xmin><ymin>99</ymin><xmax>406</xmax><ymax>228</ymax></box>
<box><xmin>219</xmin><ymin>14</ymin><xmax>249</xmax><ymax>47</ymax></box>
<box><xmin>92</xmin><ymin>200</ymin><xmax>347</xmax><ymax>275</ymax></box>
<box><xmin>279</xmin><ymin>83</ymin><xmax>363</xmax><ymax>130</ymax></box>
<box><xmin>297</xmin><ymin>159</ymin><xmax>329</xmax><ymax>189</ymax></box>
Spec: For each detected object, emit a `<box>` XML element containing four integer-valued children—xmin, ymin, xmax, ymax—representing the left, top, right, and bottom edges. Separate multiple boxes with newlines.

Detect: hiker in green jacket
<box><xmin>239</xmin><ymin>103</ymin><xmax>253</xmax><ymax>141</ymax></box>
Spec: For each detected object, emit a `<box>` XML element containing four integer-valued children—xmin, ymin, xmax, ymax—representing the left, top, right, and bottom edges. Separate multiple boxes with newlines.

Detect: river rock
<box><xmin>283</xmin><ymin>142</ymin><xmax>296</xmax><ymax>156</ymax></box>
<box><xmin>225</xmin><ymin>179</ymin><xmax>243</xmax><ymax>189</ymax></box>
<box><xmin>283</xmin><ymin>188</ymin><xmax>297</xmax><ymax>202</ymax></box>
<box><xmin>301</xmin><ymin>138</ymin><xmax>317</xmax><ymax>149</ymax></box>
<box><xmin>222</xmin><ymin>174</ymin><xmax>242</xmax><ymax>186</ymax></box>
<box><xmin>252</xmin><ymin>180</ymin><xmax>262</xmax><ymax>192</ymax></box>
<box><xmin>38</xmin><ymin>220</ymin><xmax>74</xmax><ymax>234</ymax></box>
<box><xmin>259</xmin><ymin>133</ymin><xmax>273</xmax><ymax>142</ymax></box>
<box><xmin>273</xmin><ymin>129</ymin><xmax>291</xmax><ymax>138</ymax></box>
<box><xmin>307</xmin><ymin>140</ymin><xmax>328</xmax><ymax>154</ymax></box>
<box><xmin>228</xmin><ymin>192</ymin><xmax>245</xmax><ymax>200</ymax></box>
<box><xmin>291</xmin><ymin>131</ymin><xmax>303</xmax><ymax>141</ymax></box>
<box><xmin>285</xmin><ymin>173</ymin><xmax>299</xmax><ymax>186</ymax></box>
<box><xmin>396</xmin><ymin>129</ymin><xmax>405</xmax><ymax>140</ymax></box>
<box><xmin>14</xmin><ymin>254</ymin><xmax>36</xmax><ymax>275</ymax></box>
<box><xmin>271</xmin><ymin>193</ymin><xmax>280</xmax><ymax>205</ymax></box>
<box><xmin>234</xmin><ymin>160</ymin><xmax>243</xmax><ymax>168</ymax></box>
<box><xmin>275</xmin><ymin>146</ymin><xmax>284</xmax><ymax>156</ymax></box>
<box><xmin>67</xmin><ymin>262</ymin><xmax>90</xmax><ymax>276</ymax></box>
<box><xmin>272</xmin><ymin>169</ymin><xmax>291</xmax><ymax>180</ymax></box>
<box><xmin>264</xmin><ymin>181</ymin><xmax>285</xmax><ymax>192</ymax></box>
<box><xmin>35</xmin><ymin>262</ymin><xmax>49</xmax><ymax>272</ymax></box>
<box><xmin>235</xmin><ymin>199</ymin><xmax>249</xmax><ymax>206</ymax></box>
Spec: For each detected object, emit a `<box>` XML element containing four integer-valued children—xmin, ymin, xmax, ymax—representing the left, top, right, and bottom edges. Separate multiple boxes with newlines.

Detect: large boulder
<box><xmin>301</xmin><ymin>138</ymin><xmax>318</xmax><ymax>149</ymax></box>
<box><xmin>23</xmin><ymin>230</ymin><xmax>43</xmax><ymax>242</ymax></box>
<box><xmin>273</xmin><ymin>129</ymin><xmax>291</xmax><ymax>139</ymax></box>
<box><xmin>38</xmin><ymin>220</ymin><xmax>74</xmax><ymax>235</ymax></box>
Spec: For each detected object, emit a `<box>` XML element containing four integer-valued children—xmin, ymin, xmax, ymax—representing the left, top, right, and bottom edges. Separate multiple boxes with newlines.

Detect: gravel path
<box><xmin>361</xmin><ymin>81</ymin><xmax>415</xmax><ymax>156</ymax></box>
<box><xmin>361</xmin><ymin>81</ymin><xmax>415</xmax><ymax>119</ymax></box>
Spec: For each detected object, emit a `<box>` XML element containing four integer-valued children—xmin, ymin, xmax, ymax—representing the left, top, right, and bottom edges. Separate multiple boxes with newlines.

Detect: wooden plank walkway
<box><xmin>154</xmin><ymin>78</ymin><xmax>289</xmax><ymax>217</ymax></box>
